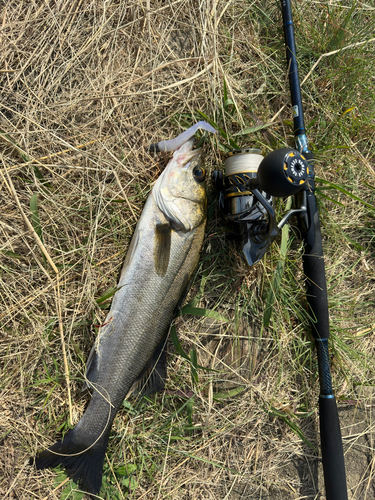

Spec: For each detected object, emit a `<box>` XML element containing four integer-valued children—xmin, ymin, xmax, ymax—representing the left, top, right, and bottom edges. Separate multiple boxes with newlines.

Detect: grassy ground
<box><xmin>1</xmin><ymin>1</ymin><xmax>375</xmax><ymax>498</ymax></box>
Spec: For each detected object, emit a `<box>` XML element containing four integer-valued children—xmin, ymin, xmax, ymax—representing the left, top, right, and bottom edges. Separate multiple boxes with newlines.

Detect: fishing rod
<box><xmin>281</xmin><ymin>1</ymin><xmax>348</xmax><ymax>498</ymax></box>
<box><xmin>212</xmin><ymin>1</ymin><xmax>348</xmax><ymax>498</ymax></box>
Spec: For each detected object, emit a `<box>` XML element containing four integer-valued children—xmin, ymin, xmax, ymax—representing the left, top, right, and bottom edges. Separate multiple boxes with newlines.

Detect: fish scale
<box><xmin>85</xmin><ymin>192</ymin><xmax>205</xmax><ymax>422</ymax></box>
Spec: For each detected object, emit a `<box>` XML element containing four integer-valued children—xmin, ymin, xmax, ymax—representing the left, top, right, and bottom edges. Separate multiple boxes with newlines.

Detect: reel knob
<box><xmin>257</xmin><ymin>148</ymin><xmax>309</xmax><ymax>197</ymax></box>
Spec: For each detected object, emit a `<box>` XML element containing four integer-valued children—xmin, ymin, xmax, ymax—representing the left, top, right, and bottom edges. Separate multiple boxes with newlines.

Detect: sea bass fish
<box><xmin>35</xmin><ymin>123</ymin><xmax>215</xmax><ymax>496</ymax></box>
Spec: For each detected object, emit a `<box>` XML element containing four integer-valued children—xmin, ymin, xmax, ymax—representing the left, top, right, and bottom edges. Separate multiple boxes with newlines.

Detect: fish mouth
<box><xmin>176</xmin><ymin>139</ymin><xmax>202</xmax><ymax>167</ymax></box>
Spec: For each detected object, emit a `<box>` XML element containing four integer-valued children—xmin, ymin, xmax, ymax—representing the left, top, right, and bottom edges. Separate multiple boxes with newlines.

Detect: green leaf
<box><xmin>170</xmin><ymin>325</ymin><xmax>217</xmax><ymax>372</ymax></box>
<box><xmin>316</xmin><ymin>177</ymin><xmax>375</xmax><ymax>211</ymax></box>
<box><xmin>95</xmin><ymin>286</ymin><xmax>122</xmax><ymax>305</ymax></box>
<box><xmin>263</xmin><ymin>197</ymin><xmax>292</xmax><ymax>328</ymax></box>
<box><xmin>268</xmin><ymin>406</ymin><xmax>315</xmax><ymax>449</ymax></box>
<box><xmin>190</xmin><ymin>348</ymin><xmax>198</xmax><ymax>384</ymax></box>
<box><xmin>60</xmin><ymin>484</ymin><xmax>85</xmax><ymax>500</ymax></box>
<box><xmin>178</xmin><ymin>305</ymin><xmax>229</xmax><ymax>322</ymax></box>
<box><xmin>364</xmin><ymin>181</ymin><xmax>375</xmax><ymax>192</ymax></box>
<box><xmin>32</xmin><ymin>164</ymin><xmax>52</xmax><ymax>189</ymax></box>
<box><xmin>44</xmin><ymin>317</ymin><xmax>57</xmax><ymax>341</ymax></box>
<box><xmin>122</xmin><ymin>400</ymin><xmax>138</xmax><ymax>415</ymax></box>
<box><xmin>1</xmin><ymin>129</ymin><xmax>51</xmax><ymax>188</ymax></box>
<box><xmin>222</xmin><ymin>77</ymin><xmax>235</xmax><ymax>114</ymax></box>
<box><xmin>0</xmin><ymin>128</ymin><xmax>30</xmax><ymax>162</ymax></box>
<box><xmin>195</xmin><ymin>109</ymin><xmax>240</xmax><ymax>149</ymax></box>
<box><xmin>54</xmin><ymin>470</ymin><xmax>85</xmax><ymax>500</ymax></box>
<box><xmin>315</xmin><ymin>190</ymin><xmax>345</xmax><ymax>207</ymax></box>
<box><xmin>0</xmin><ymin>250</ymin><xmax>23</xmax><ymax>259</ymax></box>
<box><xmin>223</xmin><ymin>98</ymin><xmax>234</xmax><ymax>110</ymax></box>
<box><xmin>122</xmin><ymin>475</ymin><xmax>138</xmax><ymax>489</ymax></box>
<box><xmin>213</xmin><ymin>386</ymin><xmax>246</xmax><ymax>400</ymax></box>
<box><xmin>186</xmin><ymin>396</ymin><xmax>194</xmax><ymax>428</ymax></box>
<box><xmin>115</xmin><ymin>463</ymin><xmax>137</xmax><ymax>476</ymax></box>
<box><xmin>223</xmin><ymin>76</ymin><xmax>228</xmax><ymax>102</ymax></box>
<box><xmin>233</xmin><ymin>122</ymin><xmax>275</xmax><ymax>136</ymax></box>
<box><xmin>170</xmin><ymin>325</ymin><xmax>191</xmax><ymax>362</ymax></box>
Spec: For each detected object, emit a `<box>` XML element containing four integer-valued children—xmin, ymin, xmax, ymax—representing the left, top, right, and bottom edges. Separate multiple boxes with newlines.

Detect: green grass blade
<box><xmin>263</xmin><ymin>198</ymin><xmax>292</xmax><ymax>328</ymax></box>
<box><xmin>95</xmin><ymin>285</ymin><xmax>125</xmax><ymax>306</ymax></box>
<box><xmin>178</xmin><ymin>304</ymin><xmax>229</xmax><ymax>322</ymax></box>
<box><xmin>0</xmin><ymin>250</ymin><xmax>23</xmax><ymax>259</ymax></box>
<box><xmin>190</xmin><ymin>348</ymin><xmax>198</xmax><ymax>384</ymax></box>
<box><xmin>233</xmin><ymin>122</ymin><xmax>275</xmax><ymax>136</ymax></box>
<box><xmin>268</xmin><ymin>405</ymin><xmax>314</xmax><ymax>449</ymax></box>
<box><xmin>316</xmin><ymin>177</ymin><xmax>375</xmax><ymax>211</ymax></box>
<box><xmin>170</xmin><ymin>325</ymin><xmax>217</xmax><ymax>373</ymax></box>
<box><xmin>195</xmin><ymin>109</ymin><xmax>240</xmax><ymax>149</ymax></box>
<box><xmin>213</xmin><ymin>386</ymin><xmax>246</xmax><ymax>401</ymax></box>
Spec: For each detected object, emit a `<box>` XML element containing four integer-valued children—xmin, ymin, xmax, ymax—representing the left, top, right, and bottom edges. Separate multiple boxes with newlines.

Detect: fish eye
<box><xmin>193</xmin><ymin>166</ymin><xmax>206</xmax><ymax>182</ymax></box>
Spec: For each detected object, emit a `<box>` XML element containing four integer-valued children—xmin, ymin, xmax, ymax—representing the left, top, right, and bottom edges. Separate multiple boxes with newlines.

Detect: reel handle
<box><xmin>257</xmin><ymin>148</ymin><xmax>309</xmax><ymax>197</ymax></box>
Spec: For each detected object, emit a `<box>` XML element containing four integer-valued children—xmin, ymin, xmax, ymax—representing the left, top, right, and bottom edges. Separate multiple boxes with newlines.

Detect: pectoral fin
<box><xmin>154</xmin><ymin>223</ymin><xmax>171</xmax><ymax>276</ymax></box>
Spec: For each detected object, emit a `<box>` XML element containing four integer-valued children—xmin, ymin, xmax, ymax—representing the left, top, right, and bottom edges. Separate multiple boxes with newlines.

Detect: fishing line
<box><xmin>40</xmin><ymin>381</ymin><xmax>114</xmax><ymax>458</ymax></box>
<box><xmin>224</xmin><ymin>150</ymin><xmax>263</xmax><ymax>175</ymax></box>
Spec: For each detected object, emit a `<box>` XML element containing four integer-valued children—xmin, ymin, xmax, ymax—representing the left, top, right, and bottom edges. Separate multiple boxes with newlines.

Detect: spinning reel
<box><xmin>212</xmin><ymin>147</ymin><xmax>310</xmax><ymax>265</ymax></box>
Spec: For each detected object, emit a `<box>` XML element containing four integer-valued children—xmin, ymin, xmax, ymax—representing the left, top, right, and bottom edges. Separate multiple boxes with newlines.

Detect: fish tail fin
<box><xmin>34</xmin><ymin>426</ymin><xmax>110</xmax><ymax>496</ymax></box>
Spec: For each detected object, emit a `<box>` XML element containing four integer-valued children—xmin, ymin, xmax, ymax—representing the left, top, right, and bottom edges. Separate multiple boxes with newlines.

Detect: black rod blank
<box><xmin>280</xmin><ymin>0</ymin><xmax>306</xmax><ymax>138</ymax></box>
<box><xmin>279</xmin><ymin>1</ymin><xmax>348</xmax><ymax>498</ymax></box>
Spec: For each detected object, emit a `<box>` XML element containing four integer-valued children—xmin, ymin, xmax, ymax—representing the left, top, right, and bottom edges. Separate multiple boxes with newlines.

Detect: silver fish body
<box><xmin>35</xmin><ymin>137</ymin><xmax>208</xmax><ymax>495</ymax></box>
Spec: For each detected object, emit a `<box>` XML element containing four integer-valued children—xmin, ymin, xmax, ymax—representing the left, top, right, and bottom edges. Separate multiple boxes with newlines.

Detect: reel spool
<box><xmin>222</xmin><ymin>148</ymin><xmax>269</xmax><ymax>219</ymax></box>
<box><xmin>212</xmin><ymin>147</ymin><xmax>309</xmax><ymax>266</ymax></box>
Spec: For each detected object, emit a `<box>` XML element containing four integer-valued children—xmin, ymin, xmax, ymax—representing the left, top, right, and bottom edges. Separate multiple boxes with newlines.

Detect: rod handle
<box><xmin>319</xmin><ymin>396</ymin><xmax>348</xmax><ymax>500</ymax></box>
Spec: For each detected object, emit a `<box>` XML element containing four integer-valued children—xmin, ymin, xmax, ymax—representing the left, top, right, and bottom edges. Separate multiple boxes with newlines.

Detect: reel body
<box><xmin>212</xmin><ymin>147</ymin><xmax>310</xmax><ymax>266</ymax></box>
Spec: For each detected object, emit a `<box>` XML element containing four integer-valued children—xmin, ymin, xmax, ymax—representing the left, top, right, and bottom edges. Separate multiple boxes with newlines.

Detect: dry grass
<box><xmin>1</xmin><ymin>1</ymin><xmax>375</xmax><ymax>499</ymax></box>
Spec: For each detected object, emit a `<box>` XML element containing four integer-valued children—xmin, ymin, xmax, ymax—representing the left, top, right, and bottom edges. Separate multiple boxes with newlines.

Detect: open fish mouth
<box><xmin>176</xmin><ymin>141</ymin><xmax>203</xmax><ymax>168</ymax></box>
